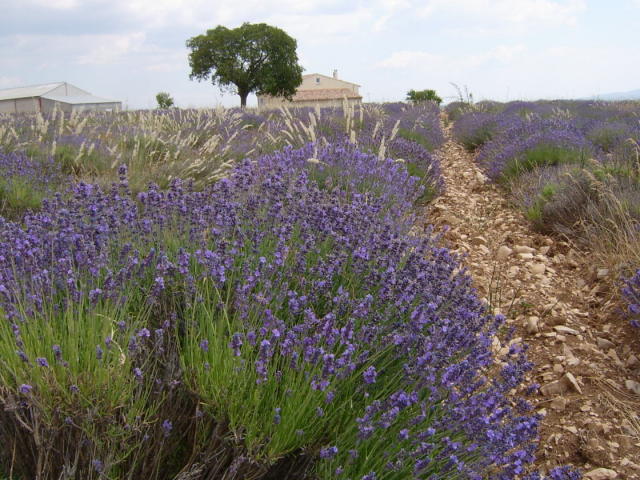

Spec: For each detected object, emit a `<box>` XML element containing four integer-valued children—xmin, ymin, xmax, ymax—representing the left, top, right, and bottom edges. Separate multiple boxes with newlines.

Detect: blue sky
<box><xmin>1</xmin><ymin>0</ymin><xmax>638</xmax><ymax>108</ymax></box>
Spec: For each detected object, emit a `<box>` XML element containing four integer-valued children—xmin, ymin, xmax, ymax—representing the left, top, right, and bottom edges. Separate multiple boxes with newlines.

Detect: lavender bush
<box><xmin>452</xmin><ymin>112</ymin><xmax>501</xmax><ymax>152</ymax></box>
<box><xmin>455</xmin><ymin>99</ymin><xmax>640</xmax><ymax>350</ymax></box>
<box><xmin>0</xmin><ymin>104</ymin><xmax>581</xmax><ymax>479</ymax></box>
<box><xmin>0</xmin><ymin>132</ymin><xmax>559</xmax><ymax>479</ymax></box>
<box><xmin>475</xmin><ymin>116</ymin><xmax>592</xmax><ymax>182</ymax></box>
<box><xmin>0</xmin><ymin>150</ymin><xmax>65</xmax><ymax>218</ymax></box>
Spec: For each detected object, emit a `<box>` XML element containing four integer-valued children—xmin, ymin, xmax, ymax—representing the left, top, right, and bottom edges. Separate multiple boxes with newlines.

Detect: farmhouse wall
<box><xmin>298</xmin><ymin>74</ymin><xmax>359</xmax><ymax>94</ymax></box>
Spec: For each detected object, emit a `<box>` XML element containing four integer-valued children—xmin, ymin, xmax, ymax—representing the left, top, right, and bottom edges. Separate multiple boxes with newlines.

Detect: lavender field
<box><xmin>0</xmin><ymin>102</ymin><xmax>575</xmax><ymax>480</ymax></box>
<box><xmin>5</xmin><ymin>0</ymin><xmax>640</xmax><ymax>477</ymax></box>
<box><xmin>451</xmin><ymin>100</ymin><xmax>640</xmax><ymax>322</ymax></box>
<box><xmin>7</xmin><ymin>96</ymin><xmax>640</xmax><ymax>479</ymax></box>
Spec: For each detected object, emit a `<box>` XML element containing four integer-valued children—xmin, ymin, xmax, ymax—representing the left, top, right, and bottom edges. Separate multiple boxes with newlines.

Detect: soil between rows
<box><xmin>421</xmin><ymin>122</ymin><xmax>640</xmax><ymax>479</ymax></box>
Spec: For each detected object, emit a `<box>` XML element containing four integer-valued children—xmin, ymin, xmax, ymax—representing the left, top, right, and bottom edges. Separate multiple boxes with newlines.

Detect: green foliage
<box><xmin>405</xmin><ymin>160</ymin><xmax>438</xmax><ymax>204</ymax></box>
<box><xmin>525</xmin><ymin>183</ymin><xmax>557</xmax><ymax>227</ymax></box>
<box><xmin>155</xmin><ymin>92</ymin><xmax>175</xmax><ymax>109</ymax></box>
<box><xmin>397</xmin><ymin>127</ymin><xmax>434</xmax><ymax>151</ymax></box>
<box><xmin>54</xmin><ymin>144</ymin><xmax>111</xmax><ymax>177</ymax></box>
<box><xmin>460</xmin><ymin>128</ymin><xmax>494</xmax><ymax>152</ymax></box>
<box><xmin>501</xmin><ymin>145</ymin><xmax>585</xmax><ymax>183</ymax></box>
<box><xmin>186</xmin><ymin>22</ymin><xmax>304</xmax><ymax>107</ymax></box>
<box><xmin>0</xmin><ymin>177</ymin><xmax>44</xmax><ymax>219</ymax></box>
<box><xmin>406</xmin><ymin>89</ymin><xmax>442</xmax><ymax>105</ymax></box>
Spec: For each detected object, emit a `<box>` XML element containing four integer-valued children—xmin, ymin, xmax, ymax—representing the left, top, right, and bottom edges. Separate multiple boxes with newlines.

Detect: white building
<box><xmin>0</xmin><ymin>82</ymin><xmax>121</xmax><ymax>114</ymax></box>
<box><xmin>257</xmin><ymin>70</ymin><xmax>362</xmax><ymax>109</ymax></box>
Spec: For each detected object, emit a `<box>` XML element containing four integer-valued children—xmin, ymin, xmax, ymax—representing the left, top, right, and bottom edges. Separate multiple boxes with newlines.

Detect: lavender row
<box><xmin>452</xmin><ymin>99</ymin><xmax>640</xmax><ymax>334</ymax></box>
<box><xmin>0</xmin><ymin>126</ymin><xmax>574</xmax><ymax>479</ymax></box>
<box><xmin>0</xmin><ymin>103</ymin><xmax>443</xmax><ymax>198</ymax></box>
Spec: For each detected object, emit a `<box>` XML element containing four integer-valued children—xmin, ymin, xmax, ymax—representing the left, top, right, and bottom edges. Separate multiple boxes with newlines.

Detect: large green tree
<box><xmin>186</xmin><ymin>23</ymin><xmax>304</xmax><ymax>108</ymax></box>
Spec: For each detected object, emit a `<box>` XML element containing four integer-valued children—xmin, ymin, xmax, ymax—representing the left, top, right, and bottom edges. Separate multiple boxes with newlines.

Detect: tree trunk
<box><xmin>239</xmin><ymin>91</ymin><xmax>248</xmax><ymax>108</ymax></box>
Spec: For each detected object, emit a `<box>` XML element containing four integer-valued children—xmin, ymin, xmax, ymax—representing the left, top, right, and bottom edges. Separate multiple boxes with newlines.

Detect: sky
<box><xmin>1</xmin><ymin>0</ymin><xmax>639</xmax><ymax>109</ymax></box>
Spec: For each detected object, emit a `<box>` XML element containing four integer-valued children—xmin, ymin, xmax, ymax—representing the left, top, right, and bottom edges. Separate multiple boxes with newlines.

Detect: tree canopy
<box><xmin>186</xmin><ymin>23</ymin><xmax>304</xmax><ymax>108</ymax></box>
<box><xmin>406</xmin><ymin>89</ymin><xmax>443</xmax><ymax>105</ymax></box>
<box><xmin>155</xmin><ymin>92</ymin><xmax>174</xmax><ymax>109</ymax></box>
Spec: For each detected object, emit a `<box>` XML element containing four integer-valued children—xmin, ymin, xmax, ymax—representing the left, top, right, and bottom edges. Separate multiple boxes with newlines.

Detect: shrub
<box><xmin>452</xmin><ymin>112</ymin><xmax>499</xmax><ymax>152</ymax></box>
<box><xmin>0</xmin><ymin>151</ymin><xmax>64</xmax><ymax>218</ymax></box>
<box><xmin>501</xmin><ymin>144</ymin><xmax>587</xmax><ymax>182</ymax></box>
<box><xmin>406</xmin><ymin>89</ymin><xmax>442</xmax><ymax>105</ymax></box>
<box><xmin>0</xmin><ymin>148</ymin><xmax>544</xmax><ymax>479</ymax></box>
<box><xmin>586</xmin><ymin>122</ymin><xmax>636</xmax><ymax>153</ymax></box>
<box><xmin>444</xmin><ymin>101</ymin><xmax>472</xmax><ymax>122</ymax></box>
<box><xmin>476</xmin><ymin>117</ymin><xmax>592</xmax><ymax>182</ymax></box>
<box><xmin>156</xmin><ymin>92</ymin><xmax>175</xmax><ymax>109</ymax></box>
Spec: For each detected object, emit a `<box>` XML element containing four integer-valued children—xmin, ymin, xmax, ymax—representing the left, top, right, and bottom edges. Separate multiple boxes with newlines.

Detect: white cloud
<box><xmin>376</xmin><ymin>44</ymin><xmax>526</xmax><ymax>70</ymax></box>
<box><xmin>266</xmin><ymin>9</ymin><xmax>376</xmax><ymax>44</ymax></box>
<box><xmin>467</xmin><ymin>44</ymin><xmax>526</xmax><ymax>67</ymax></box>
<box><xmin>120</xmin><ymin>0</ymin><xmax>349</xmax><ymax>29</ymax></box>
<box><xmin>375</xmin><ymin>50</ymin><xmax>444</xmax><ymax>69</ymax></box>
<box><xmin>25</xmin><ymin>0</ymin><xmax>80</xmax><ymax>9</ymax></box>
<box><xmin>0</xmin><ymin>75</ymin><xmax>22</xmax><ymax>89</ymax></box>
<box><xmin>76</xmin><ymin>32</ymin><xmax>146</xmax><ymax>65</ymax></box>
<box><xmin>419</xmin><ymin>0</ymin><xmax>586</xmax><ymax>27</ymax></box>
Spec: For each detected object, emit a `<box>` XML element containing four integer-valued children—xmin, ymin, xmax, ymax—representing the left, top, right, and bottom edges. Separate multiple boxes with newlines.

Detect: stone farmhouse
<box><xmin>257</xmin><ymin>70</ymin><xmax>362</xmax><ymax>109</ymax></box>
<box><xmin>0</xmin><ymin>82</ymin><xmax>121</xmax><ymax>114</ymax></box>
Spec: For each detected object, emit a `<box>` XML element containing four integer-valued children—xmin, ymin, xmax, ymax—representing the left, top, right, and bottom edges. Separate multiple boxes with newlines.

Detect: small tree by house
<box><xmin>186</xmin><ymin>22</ymin><xmax>304</xmax><ymax>108</ymax></box>
<box><xmin>156</xmin><ymin>92</ymin><xmax>174</xmax><ymax>109</ymax></box>
<box><xmin>406</xmin><ymin>89</ymin><xmax>443</xmax><ymax>105</ymax></box>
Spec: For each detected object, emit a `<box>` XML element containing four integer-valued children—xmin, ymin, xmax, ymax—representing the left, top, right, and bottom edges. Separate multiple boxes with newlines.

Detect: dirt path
<box><xmin>424</xmin><ymin>124</ymin><xmax>640</xmax><ymax>479</ymax></box>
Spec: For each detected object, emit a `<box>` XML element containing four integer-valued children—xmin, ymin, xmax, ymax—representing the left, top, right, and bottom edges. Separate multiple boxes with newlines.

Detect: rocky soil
<box><xmin>422</xmin><ymin>123</ymin><xmax>640</xmax><ymax>479</ymax></box>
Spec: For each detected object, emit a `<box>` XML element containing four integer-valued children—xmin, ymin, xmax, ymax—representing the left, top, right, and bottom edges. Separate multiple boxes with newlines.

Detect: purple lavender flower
<box><xmin>19</xmin><ymin>384</ymin><xmax>33</xmax><ymax>394</ymax></box>
<box><xmin>52</xmin><ymin>344</ymin><xmax>62</xmax><ymax>360</ymax></box>
<box><xmin>363</xmin><ymin>365</ymin><xmax>377</xmax><ymax>384</ymax></box>
<box><xmin>137</xmin><ymin>328</ymin><xmax>151</xmax><ymax>338</ymax></box>
<box><xmin>273</xmin><ymin>407</ymin><xmax>281</xmax><ymax>425</ymax></box>
<box><xmin>319</xmin><ymin>446</ymin><xmax>338</xmax><ymax>459</ymax></box>
<box><xmin>623</xmin><ymin>269</ymin><xmax>640</xmax><ymax>329</ymax></box>
<box><xmin>161</xmin><ymin>419</ymin><xmax>173</xmax><ymax>438</ymax></box>
<box><xmin>230</xmin><ymin>333</ymin><xmax>243</xmax><ymax>356</ymax></box>
<box><xmin>91</xmin><ymin>459</ymin><xmax>104</xmax><ymax>473</ymax></box>
<box><xmin>36</xmin><ymin>357</ymin><xmax>49</xmax><ymax>368</ymax></box>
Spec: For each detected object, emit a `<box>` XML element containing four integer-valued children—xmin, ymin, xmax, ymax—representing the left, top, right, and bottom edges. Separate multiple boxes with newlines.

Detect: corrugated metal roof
<box><xmin>0</xmin><ymin>82</ymin><xmax>64</xmax><ymax>101</ymax></box>
<box><xmin>42</xmin><ymin>93</ymin><xmax>120</xmax><ymax>105</ymax></box>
